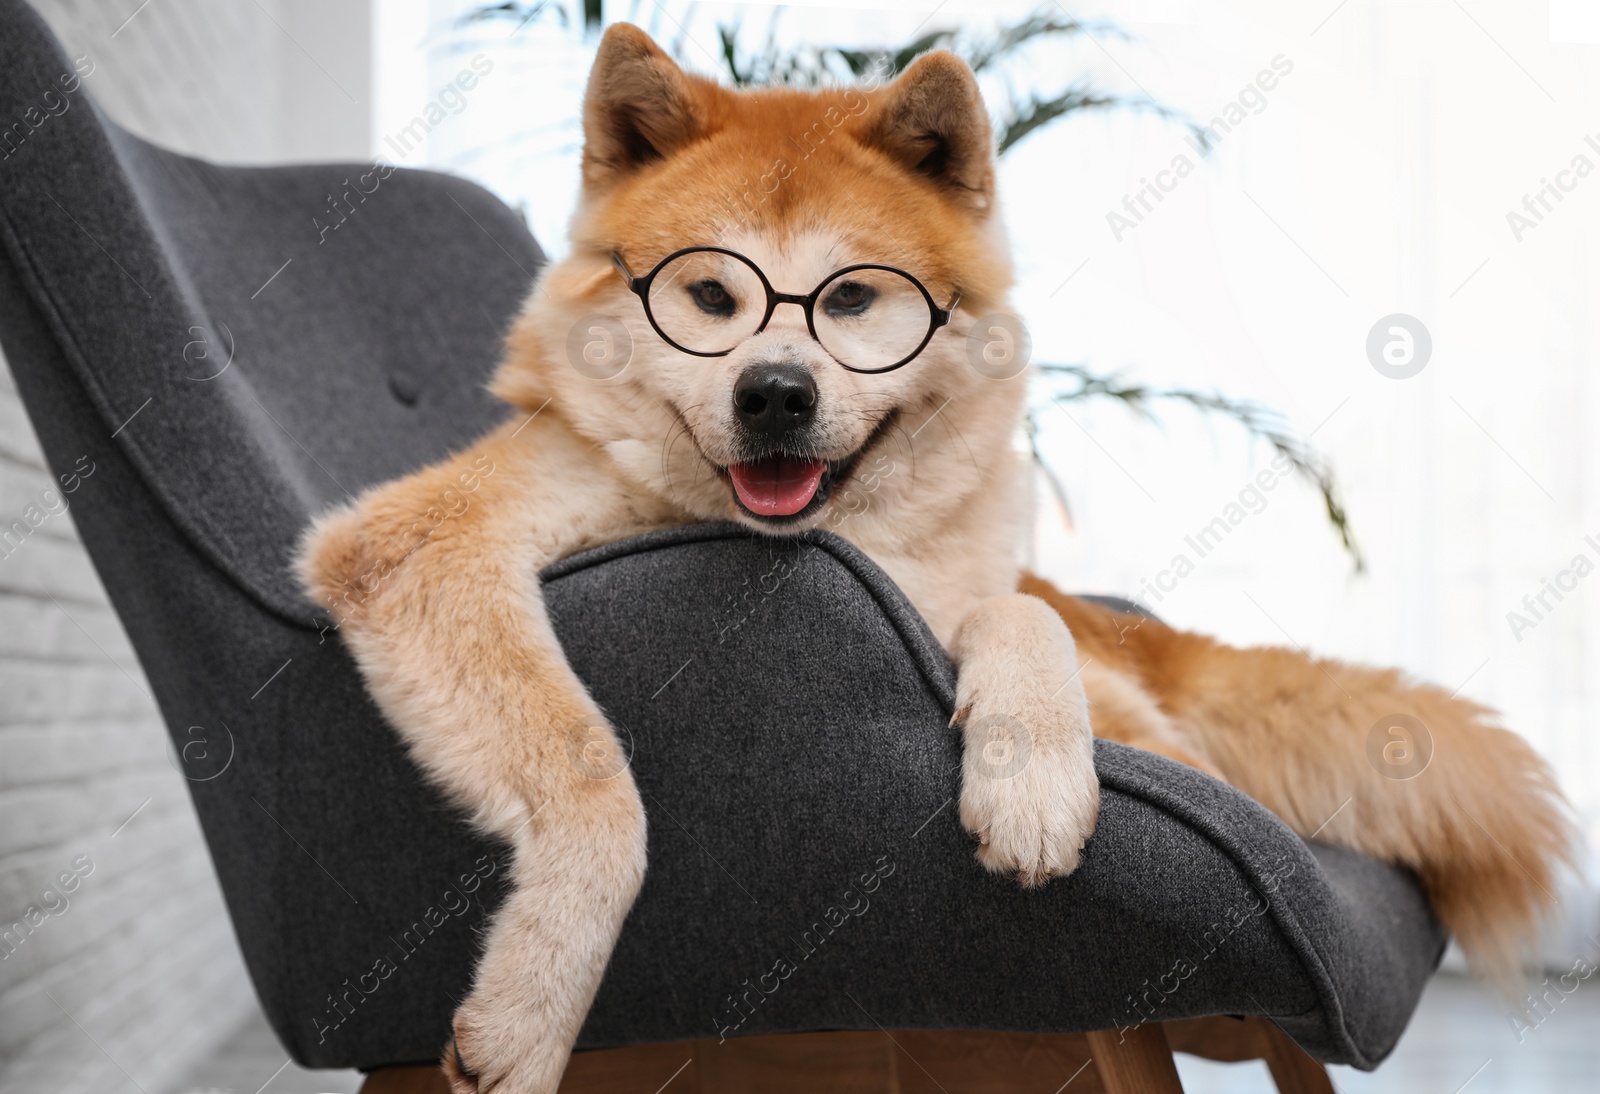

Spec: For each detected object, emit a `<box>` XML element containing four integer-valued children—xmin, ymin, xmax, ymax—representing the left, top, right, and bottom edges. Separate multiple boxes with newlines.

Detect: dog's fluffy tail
<box><xmin>1022</xmin><ymin>574</ymin><xmax>1576</xmax><ymax>992</ymax></box>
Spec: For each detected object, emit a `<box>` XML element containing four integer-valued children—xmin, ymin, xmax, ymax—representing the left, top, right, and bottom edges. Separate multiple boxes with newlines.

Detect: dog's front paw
<box><xmin>442</xmin><ymin>988</ymin><xmax>567</xmax><ymax>1094</ymax></box>
<box><xmin>955</xmin><ymin>697</ymin><xmax>1099</xmax><ymax>887</ymax></box>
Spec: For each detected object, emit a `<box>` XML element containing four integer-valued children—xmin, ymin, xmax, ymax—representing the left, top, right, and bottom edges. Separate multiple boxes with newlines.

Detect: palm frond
<box><xmin>999</xmin><ymin>86</ymin><xmax>1193</xmax><ymax>154</ymax></box>
<box><xmin>458</xmin><ymin>1</ymin><xmax>567</xmax><ymax>32</ymax></box>
<box><xmin>1033</xmin><ymin>363</ymin><xmax>1362</xmax><ymax>569</ymax></box>
<box><xmin>830</xmin><ymin>31</ymin><xmax>954</xmax><ymax>82</ymax></box>
<box><xmin>960</xmin><ymin>13</ymin><xmax>1123</xmax><ymax>73</ymax></box>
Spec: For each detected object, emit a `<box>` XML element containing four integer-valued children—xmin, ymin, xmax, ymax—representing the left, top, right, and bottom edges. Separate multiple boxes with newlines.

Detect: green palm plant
<box><xmin>462</xmin><ymin>2</ymin><xmax>1360</xmax><ymax>565</ymax></box>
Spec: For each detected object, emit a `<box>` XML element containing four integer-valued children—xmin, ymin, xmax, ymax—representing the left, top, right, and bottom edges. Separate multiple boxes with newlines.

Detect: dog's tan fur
<box><xmin>299</xmin><ymin>25</ymin><xmax>1572</xmax><ymax>1091</ymax></box>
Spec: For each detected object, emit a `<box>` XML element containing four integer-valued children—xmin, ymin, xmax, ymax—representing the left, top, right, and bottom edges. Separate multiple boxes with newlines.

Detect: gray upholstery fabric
<box><xmin>0</xmin><ymin>0</ymin><xmax>1443</xmax><ymax>1075</ymax></box>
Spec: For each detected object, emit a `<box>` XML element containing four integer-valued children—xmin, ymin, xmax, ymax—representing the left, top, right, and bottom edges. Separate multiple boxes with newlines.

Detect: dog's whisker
<box><xmin>659</xmin><ymin>420</ymin><xmax>681</xmax><ymax>491</ymax></box>
<box><xmin>890</xmin><ymin>420</ymin><xmax>918</xmax><ymax>489</ymax></box>
<box><xmin>937</xmin><ymin>412</ymin><xmax>980</xmax><ymax>474</ymax></box>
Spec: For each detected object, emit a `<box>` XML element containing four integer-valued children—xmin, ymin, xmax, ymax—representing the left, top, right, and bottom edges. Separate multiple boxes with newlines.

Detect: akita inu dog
<box><xmin>300</xmin><ymin>24</ymin><xmax>1572</xmax><ymax>1091</ymax></box>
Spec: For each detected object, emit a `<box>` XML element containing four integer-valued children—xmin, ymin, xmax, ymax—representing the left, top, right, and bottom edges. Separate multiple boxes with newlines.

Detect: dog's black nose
<box><xmin>733</xmin><ymin>364</ymin><xmax>817</xmax><ymax>438</ymax></box>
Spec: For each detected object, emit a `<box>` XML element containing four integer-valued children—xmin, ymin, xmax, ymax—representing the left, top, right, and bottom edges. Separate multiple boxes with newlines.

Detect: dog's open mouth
<box><xmin>723</xmin><ymin>412</ymin><xmax>898</xmax><ymax>525</ymax></box>
<box><xmin>727</xmin><ymin>457</ymin><xmax>828</xmax><ymax>518</ymax></box>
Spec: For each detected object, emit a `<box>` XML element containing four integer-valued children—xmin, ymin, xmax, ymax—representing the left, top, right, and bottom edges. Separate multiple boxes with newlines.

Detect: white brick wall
<box><xmin>0</xmin><ymin>358</ymin><xmax>243</xmax><ymax>1094</ymax></box>
<box><xmin>0</xmin><ymin>3</ymin><xmax>371</xmax><ymax>1091</ymax></box>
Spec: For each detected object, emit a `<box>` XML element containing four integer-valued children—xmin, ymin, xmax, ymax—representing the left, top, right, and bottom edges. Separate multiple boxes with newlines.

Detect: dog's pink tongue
<box><xmin>729</xmin><ymin>457</ymin><xmax>826</xmax><ymax>517</ymax></box>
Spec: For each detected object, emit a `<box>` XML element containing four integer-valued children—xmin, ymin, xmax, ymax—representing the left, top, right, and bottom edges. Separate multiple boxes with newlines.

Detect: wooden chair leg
<box><xmin>1086</xmin><ymin>1023</ymin><xmax>1185</xmax><ymax>1094</ymax></box>
<box><xmin>1255</xmin><ymin>1019</ymin><xmax>1336</xmax><ymax>1094</ymax></box>
<box><xmin>1164</xmin><ymin>1015</ymin><xmax>1335</xmax><ymax>1094</ymax></box>
<box><xmin>359</xmin><ymin>1064</ymin><xmax>450</xmax><ymax>1093</ymax></box>
<box><xmin>353</xmin><ymin>1018</ymin><xmax>1330</xmax><ymax>1094</ymax></box>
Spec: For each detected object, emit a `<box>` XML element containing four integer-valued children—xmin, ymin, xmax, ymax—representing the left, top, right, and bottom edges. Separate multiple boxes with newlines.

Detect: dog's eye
<box><xmin>824</xmin><ymin>280</ymin><xmax>877</xmax><ymax>317</ymax></box>
<box><xmin>688</xmin><ymin>279</ymin><xmax>735</xmax><ymax>317</ymax></box>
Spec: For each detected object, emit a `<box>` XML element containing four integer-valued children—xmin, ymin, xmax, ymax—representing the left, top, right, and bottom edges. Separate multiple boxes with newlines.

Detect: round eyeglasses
<box><xmin>611</xmin><ymin>246</ymin><xmax>960</xmax><ymax>374</ymax></box>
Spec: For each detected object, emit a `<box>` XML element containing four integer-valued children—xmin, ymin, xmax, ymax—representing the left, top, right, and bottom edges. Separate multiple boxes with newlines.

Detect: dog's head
<box><xmin>496</xmin><ymin>24</ymin><xmax>1026</xmax><ymax>538</ymax></box>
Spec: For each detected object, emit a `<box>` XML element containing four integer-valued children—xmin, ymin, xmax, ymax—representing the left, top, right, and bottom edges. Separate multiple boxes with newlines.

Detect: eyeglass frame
<box><xmin>610</xmin><ymin>245</ymin><xmax>960</xmax><ymax>375</ymax></box>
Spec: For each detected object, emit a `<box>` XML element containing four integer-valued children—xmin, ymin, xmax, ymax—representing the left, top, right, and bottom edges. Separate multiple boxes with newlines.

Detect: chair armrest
<box><xmin>547</xmin><ymin>526</ymin><xmax>1445</xmax><ymax>1070</ymax></box>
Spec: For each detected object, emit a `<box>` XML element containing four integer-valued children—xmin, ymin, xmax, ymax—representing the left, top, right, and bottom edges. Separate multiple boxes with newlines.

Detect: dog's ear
<box><xmin>582</xmin><ymin>24</ymin><xmax>711</xmax><ymax>189</ymax></box>
<box><xmin>863</xmin><ymin>52</ymin><xmax>995</xmax><ymax>214</ymax></box>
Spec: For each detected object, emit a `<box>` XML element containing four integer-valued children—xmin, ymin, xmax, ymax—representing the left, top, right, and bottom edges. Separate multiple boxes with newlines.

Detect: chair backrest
<box><xmin>0</xmin><ymin>0</ymin><xmax>544</xmax><ymax>622</ymax></box>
